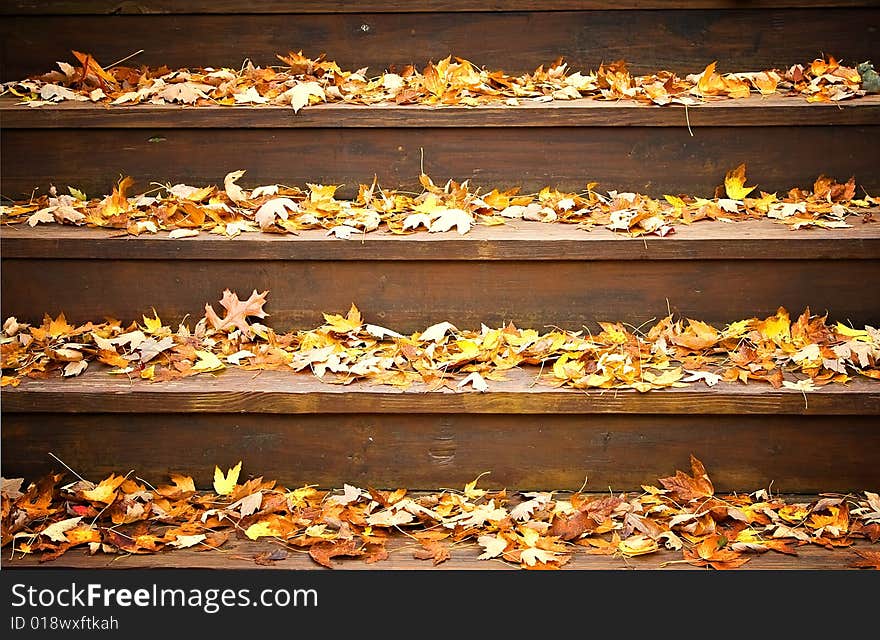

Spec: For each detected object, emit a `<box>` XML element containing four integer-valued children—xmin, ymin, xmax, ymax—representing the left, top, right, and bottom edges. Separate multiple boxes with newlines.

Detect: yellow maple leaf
<box><xmin>192</xmin><ymin>350</ymin><xmax>225</xmax><ymax>373</ymax></box>
<box><xmin>141</xmin><ymin>310</ymin><xmax>164</xmax><ymax>334</ymax></box>
<box><xmin>724</xmin><ymin>164</ymin><xmax>756</xmax><ymax>200</ymax></box>
<box><xmin>81</xmin><ymin>474</ymin><xmax>127</xmax><ymax>504</ymax></box>
<box><xmin>213</xmin><ymin>461</ymin><xmax>242</xmax><ymax>496</ymax></box>
<box><xmin>322</xmin><ymin>303</ymin><xmax>362</xmax><ymax>333</ymax></box>
<box><xmin>463</xmin><ymin>472</ymin><xmax>490</xmax><ymax>500</ymax></box>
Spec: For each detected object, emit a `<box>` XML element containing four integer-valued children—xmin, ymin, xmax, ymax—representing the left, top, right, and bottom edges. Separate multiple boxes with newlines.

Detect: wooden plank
<box><xmin>3</xmin><ymin>407</ymin><xmax>879</xmax><ymax>491</ymax></box>
<box><xmin>5</xmin><ymin>96</ymin><xmax>880</xmax><ymax>129</ymax></box>
<box><xmin>3</xmin><ymin>125</ymin><xmax>877</xmax><ymax>199</ymax></box>
<box><xmin>3</xmin><ymin>220</ymin><xmax>879</xmax><ymax>261</ymax></box>
<box><xmin>4</xmin><ymin>368</ymin><xmax>879</xmax><ymax>416</ymax></box>
<box><xmin>3</xmin><ymin>255</ymin><xmax>878</xmax><ymax>330</ymax></box>
<box><xmin>2</xmin><ymin>9</ymin><xmax>877</xmax><ymax>81</ymax></box>
<box><xmin>3</xmin><ymin>532</ymin><xmax>874</xmax><ymax>571</ymax></box>
<box><xmin>3</xmin><ymin>2</ymin><xmax>870</xmax><ymax>16</ymax></box>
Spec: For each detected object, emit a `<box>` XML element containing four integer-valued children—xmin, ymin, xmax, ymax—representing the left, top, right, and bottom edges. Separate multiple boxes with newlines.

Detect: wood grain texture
<box><xmin>3</xmin><ymin>256</ymin><xmax>878</xmax><ymax>331</ymax></box>
<box><xmin>3</xmin><ymin>530</ymin><xmax>875</xmax><ymax>571</ymax></box>
<box><xmin>6</xmin><ymin>96</ymin><xmax>880</xmax><ymax>129</ymax></box>
<box><xmin>3</xmin><ymin>126</ymin><xmax>877</xmax><ymax>199</ymax></box>
<box><xmin>4</xmin><ymin>369</ymin><xmax>879</xmax><ymax>415</ymax></box>
<box><xmin>4</xmin><ymin>2</ymin><xmax>871</xmax><ymax>15</ymax></box>
<box><xmin>3</xmin><ymin>407</ymin><xmax>879</xmax><ymax>491</ymax></box>
<box><xmin>2</xmin><ymin>9</ymin><xmax>877</xmax><ymax>80</ymax></box>
<box><xmin>4</xmin><ymin>219</ymin><xmax>879</xmax><ymax>261</ymax></box>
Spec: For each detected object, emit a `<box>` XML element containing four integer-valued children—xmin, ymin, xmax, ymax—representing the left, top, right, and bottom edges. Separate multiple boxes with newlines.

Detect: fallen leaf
<box><xmin>213</xmin><ymin>461</ymin><xmax>242</xmax><ymax>496</ymax></box>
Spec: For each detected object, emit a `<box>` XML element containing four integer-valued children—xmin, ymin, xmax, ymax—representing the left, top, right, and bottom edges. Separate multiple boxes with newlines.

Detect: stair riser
<box><xmin>4</xmin><ymin>126</ymin><xmax>877</xmax><ymax>199</ymax></box>
<box><xmin>4</xmin><ymin>412</ymin><xmax>879</xmax><ymax>491</ymax></box>
<box><xmin>3</xmin><ymin>258</ymin><xmax>878</xmax><ymax>331</ymax></box>
<box><xmin>2</xmin><ymin>9</ymin><xmax>877</xmax><ymax>81</ymax></box>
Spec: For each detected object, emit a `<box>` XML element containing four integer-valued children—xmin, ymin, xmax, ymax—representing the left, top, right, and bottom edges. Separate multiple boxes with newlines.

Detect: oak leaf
<box><xmin>204</xmin><ymin>289</ymin><xmax>269</xmax><ymax>337</ymax></box>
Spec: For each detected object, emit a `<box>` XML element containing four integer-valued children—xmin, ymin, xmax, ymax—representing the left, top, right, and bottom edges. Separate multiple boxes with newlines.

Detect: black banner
<box><xmin>0</xmin><ymin>568</ymin><xmax>869</xmax><ymax>634</ymax></box>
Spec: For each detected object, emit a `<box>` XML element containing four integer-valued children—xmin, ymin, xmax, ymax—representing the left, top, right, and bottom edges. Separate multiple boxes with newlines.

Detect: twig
<box><xmin>106</xmin><ymin>49</ymin><xmax>145</xmax><ymax>70</ymax></box>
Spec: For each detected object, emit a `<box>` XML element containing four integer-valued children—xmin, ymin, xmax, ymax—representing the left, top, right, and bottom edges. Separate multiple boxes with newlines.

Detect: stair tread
<box><xmin>4</xmin><ymin>95</ymin><xmax>879</xmax><ymax>128</ymax></box>
<box><xmin>4</xmin><ymin>524</ymin><xmax>873</xmax><ymax>571</ymax></box>
<box><xmin>3</xmin><ymin>219</ymin><xmax>879</xmax><ymax>261</ymax></box>
<box><xmin>5</xmin><ymin>367</ymin><xmax>879</xmax><ymax>415</ymax></box>
<box><xmin>4</xmin><ymin>1</ymin><xmax>864</xmax><ymax>16</ymax></box>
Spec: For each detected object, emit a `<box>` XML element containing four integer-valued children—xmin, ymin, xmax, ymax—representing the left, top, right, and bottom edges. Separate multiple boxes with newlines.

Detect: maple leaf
<box><xmin>81</xmin><ymin>474</ymin><xmax>127</xmax><ymax>504</ymax></box>
<box><xmin>213</xmin><ymin>461</ymin><xmax>242</xmax><ymax>496</ymax></box>
<box><xmin>684</xmin><ymin>535</ymin><xmax>751</xmax><ymax>570</ymax></box>
<box><xmin>322</xmin><ymin>304</ymin><xmax>363</xmax><ymax>334</ymax></box>
<box><xmin>309</xmin><ymin>539</ymin><xmax>363</xmax><ymax>568</ymax></box>
<box><xmin>204</xmin><ymin>289</ymin><xmax>269</xmax><ymax>337</ymax></box>
<box><xmin>254</xmin><ymin>197</ymin><xmax>299</xmax><ymax>229</ymax></box>
<box><xmin>284</xmin><ymin>81</ymin><xmax>326</xmax><ymax>113</ymax></box>
<box><xmin>429</xmin><ymin>208</ymin><xmax>473</xmax><ymax>234</ymax></box>
<box><xmin>412</xmin><ymin>540</ymin><xmax>451</xmax><ymax>565</ymax></box>
<box><xmin>659</xmin><ymin>455</ymin><xmax>715</xmax><ymax>502</ymax></box>
<box><xmin>41</xmin><ymin>517</ymin><xmax>83</xmax><ymax>542</ymax></box>
<box><xmin>156</xmin><ymin>474</ymin><xmax>196</xmax><ymax>499</ymax></box>
<box><xmin>477</xmin><ymin>535</ymin><xmax>509</xmax><ymax>559</ymax></box>
<box><xmin>419</xmin><ymin>321</ymin><xmax>458</xmax><ymax>343</ymax></box>
<box><xmin>458</xmin><ymin>371</ymin><xmax>489</xmax><ymax>392</ymax></box>
<box><xmin>724</xmin><ymin>164</ymin><xmax>756</xmax><ymax>200</ymax></box>
<box><xmin>617</xmin><ymin>534</ymin><xmax>660</xmax><ymax>557</ymax></box>
<box><xmin>224</xmin><ymin>170</ymin><xmax>249</xmax><ymax>203</ymax></box>
<box><xmin>850</xmin><ymin>549</ymin><xmax>880</xmax><ymax>569</ymax></box>
<box><xmin>168</xmin><ymin>533</ymin><xmax>206</xmax><ymax>549</ymax></box>
<box><xmin>328</xmin><ymin>483</ymin><xmax>364</xmax><ymax>506</ymax></box>
<box><xmin>191</xmin><ymin>350</ymin><xmax>226</xmax><ymax>373</ymax></box>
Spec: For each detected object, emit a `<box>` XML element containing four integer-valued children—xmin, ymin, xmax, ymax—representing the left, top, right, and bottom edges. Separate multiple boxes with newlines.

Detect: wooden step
<box><xmin>2</xmin><ymin>2</ymin><xmax>875</xmax><ymax>80</ymax></box>
<box><xmin>3</xmin><ymin>368</ymin><xmax>879</xmax><ymax>492</ymax></box>
<box><xmin>4</xmin><ymin>523</ymin><xmax>875</xmax><ymax>571</ymax></box>
<box><xmin>3</xmin><ymin>220</ymin><xmax>878</xmax><ymax>331</ymax></box>
<box><xmin>3</xmin><ymin>96</ymin><xmax>878</xmax><ymax>198</ymax></box>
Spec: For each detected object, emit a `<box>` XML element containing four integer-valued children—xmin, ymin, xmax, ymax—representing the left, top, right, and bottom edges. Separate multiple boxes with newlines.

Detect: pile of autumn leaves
<box><xmin>1</xmin><ymin>165</ymin><xmax>874</xmax><ymax>239</ymax></box>
<box><xmin>4</xmin><ymin>50</ymin><xmax>867</xmax><ymax>110</ymax></box>
<box><xmin>3</xmin><ymin>456</ymin><xmax>879</xmax><ymax>569</ymax></box>
<box><xmin>2</xmin><ymin>289</ymin><xmax>879</xmax><ymax>392</ymax></box>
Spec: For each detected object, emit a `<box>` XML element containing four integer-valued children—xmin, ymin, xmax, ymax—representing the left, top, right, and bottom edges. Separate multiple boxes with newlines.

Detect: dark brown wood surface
<box><xmin>4</xmin><ymin>220</ymin><xmax>879</xmax><ymax>261</ymax></box>
<box><xmin>3</xmin><ymin>254</ymin><xmax>878</xmax><ymax>330</ymax></box>
<box><xmin>3</xmin><ymin>2</ymin><xmax>870</xmax><ymax>15</ymax></box>
<box><xmin>3</xmin><ymin>125</ymin><xmax>877</xmax><ymax>199</ymax></box>
<box><xmin>6</xmin><ymin>368</ymin><xmax>879</xmax><ymax>415</ymax></box>
<box><xmin>3</xmin><ymin>397</ymin><xmax>879</xmax><ymax>490</ymax></box>
<box><xmin>6</xmin><ymin>96</ymin><xmax>880</xmax><ymax>129</ymax></box>
<box><xmin>2</xmin><ymin>9</ymin><xmax>877</xmax><ymax>80</ymax></box>
<box><xmin>4</xmin><ymin>530</ymin><xmax>875</xmax><ymax>571</ymax></box>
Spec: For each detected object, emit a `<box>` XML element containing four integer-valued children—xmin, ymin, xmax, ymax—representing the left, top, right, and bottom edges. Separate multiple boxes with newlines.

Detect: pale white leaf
<box><xmin>168</xmin><ymin>533</ymin><xmax>207</xmax><ymax>549</ymax></box>
<box><xmin>168</xmin><ymin>228</ymin><xmax>200</xmax><ymax>239</ymax></box>
<box><xmin>328</xmin><ymin>483</ymin><xmax>364</xmax><ymax>506</ymax></box>
<box><xmin>458</xmin><ymin>371</ymin><xmax>489</xmax><ymax>393</ymax></box>
<box><xmin>224</xmin><ymin>169</ymin><xmax>249</xmax><ymax>203</ymax></box>
<box><xmin>62</xmin><ymin>360</ymin><xmax>88</xmax><ymax>377</ymax></box>
<box><xmin>254</xmin><ymin>197</ymin><xmax>299</xmax><ymax>229</ymax></box>
<box><xmin>477</xmin><ymin>535</ymin><xmax>508</xmax><ymax>560</ymax></box>
<box><xmin>41</xmin><ymin>517</ymin><xmax>83</xmax><ymax>542</ymax></box>
<box><xmin>418</xmin><ymin>321</ymin><xmax>457</xmax><ymax>343</ymax></box>
<box><xmin>365</xmin><ymin>324</ymin><xmax>404</xmax><ymax>339</ymax></box>
<box><xmin>681</xmin><ymin>369</ymin><xmax>721</xmax><ymax>387</ymax></box>
<box><xmin>428</xmin><ymin>208</ymin><xmax>472</xmax><ymax>234</ymax></box>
